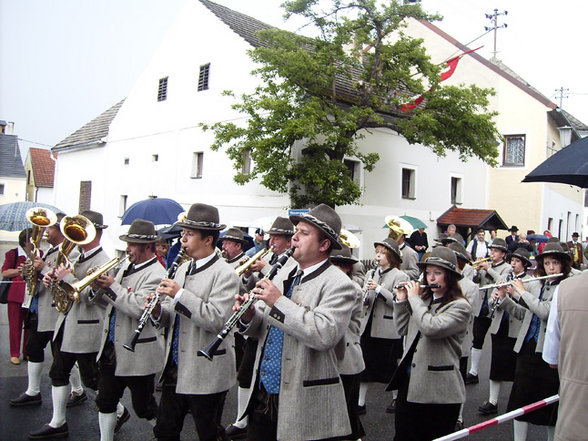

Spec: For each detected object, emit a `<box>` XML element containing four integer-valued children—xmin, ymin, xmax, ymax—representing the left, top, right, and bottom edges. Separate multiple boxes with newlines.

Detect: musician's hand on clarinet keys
<box><xmin>234</xmin><ymin>293</ymin><xmax>255</xmax><ymax>323</ymax></box>
<box><xmin>145</xmin><ymin>293</ymin><xmax>161</xmax><ymax>318</ymax></box>
<box><xmin>496</xmin><ymin>285</ymin><xmax>507</xmax><ymax>300</ymax></box>
<box><xmin>157</xmin><ymin>278</ymin><xmax>180</xmax><ymax>298</ymax></box>
<box><xmin>366</xmin><ymin>279</ymin><xmax>378</xmax><ymax>291</ymax></box>
<box><xmin>255</xmin><ymin>278</ymin><xmax>281</xmax><ymax>307</ymax></box>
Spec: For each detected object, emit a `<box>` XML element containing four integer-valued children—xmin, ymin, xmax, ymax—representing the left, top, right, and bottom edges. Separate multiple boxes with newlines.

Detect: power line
<box><xmin>17</xmin><ymin>138</ymin><xmax>53</xmax><ymax>148</ymax></box>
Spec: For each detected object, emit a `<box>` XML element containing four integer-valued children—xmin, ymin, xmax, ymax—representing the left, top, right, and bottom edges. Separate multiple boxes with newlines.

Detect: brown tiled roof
<box><xmin>29</xmin><ymin>147</ymin><xmax>55</xmax><ymax>187</ymax></box>
<box><xmin>54</xmin><ymin>100</ymin><xmax>124</xmax><ymax>151</ymax></box>
<box><xmin>437</xmin><ymin>206</ymin><xmax>507</xmax><ymax>230</ymax></box>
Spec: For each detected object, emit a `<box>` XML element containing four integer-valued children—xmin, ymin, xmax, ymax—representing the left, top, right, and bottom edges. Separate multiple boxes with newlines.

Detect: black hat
<box><xmin>506</xmin><ymin>247</ymin><xmax>532</xmax><ymax>267</ymax></box>
<box><xmin>267</xmin><ymin>217</ymin><xmax>295</xmax><ymax>236</ymax></box>
<box><xmin>489</xmin><ymin>238</ymin><xmax>508</xmax><ymax>252</ymax></box>
<box><xmin>509</xmin><ymin>225</ymin><xmax>519</xmax><ymax>232</ymax></box>
<box><xmin>434</xmin><ymin>233</ymin><xmax>448</xmax><ymax>245</ymax></box>
<box><xmin>536</xmin><ymin>242</ymin><xmax>572</xmax><ymax>264</ymax></box>
<box><xmin>329</xmin><ymin>244</ymin><xmax>358</xmax><ymax>265</ymax></box>
<box><xmin>221</xmin><ymin>227</ymin><xmax>248</xmax><ymax>244</ymax></box>
<box><xmin>374</xmin><ymin>237</ymin><xmax>402</xmax><ymax>262</ymax></box>
<box><xmin>572</xmin><ymin>232</ymin><xmax>579</xmax><ymax>238</ymax></box>
<box><xmin>80</xmin><ymin>210</ymin><xmax>108</xmax><ymax>229</ymax></box>
<box><xmin>417</xmin><ymin>246</ymin><xmax>463</xmax><ymax>280</ymax></box>
<box><xmin>255</xmin><ymin>228</ymin><xmax>265</xmax><ymax>236</ymax></box>
<box><xmin>447</xmin><ymin>242</ymin><xmax>469</xmax><ymax>263</ymax></box>
<box><xmin>175</xmin><ymin>203</ymin><xmax>225</xmax><ymax>230</ymax></box>
<box><xmin>119</xmin><ymin>219</ymin><xmax>159</xmax><ymax>244</ymax></box>
<box><xmin>290</xmin><ymin>204</ymin><xmax>342</xmax><ymax>250</ymax></box>
<box><xmin>442</xmin><ymin>233</ymin><xmax>464</xmax><ymax>246</ymax></box>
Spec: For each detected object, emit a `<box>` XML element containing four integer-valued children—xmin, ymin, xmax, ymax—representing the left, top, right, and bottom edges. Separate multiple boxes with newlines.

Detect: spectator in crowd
<box><xmin>408</xmin><ymin>228</ymin><xmax>428</xmax><ymax>261</ymax></box>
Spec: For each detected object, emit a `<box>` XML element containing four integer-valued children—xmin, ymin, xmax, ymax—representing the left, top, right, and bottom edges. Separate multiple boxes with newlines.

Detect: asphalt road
<box><xmin>0</xmin><ymin>303</ymin><xmax>550</xmax><ymax>441</ymax></box>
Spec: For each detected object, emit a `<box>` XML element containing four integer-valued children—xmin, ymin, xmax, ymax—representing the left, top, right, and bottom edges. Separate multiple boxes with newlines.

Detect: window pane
<box><xmin>504</xmin><ymin>135</ymin><xmax>525</xmax><ymax>166</ymax></box>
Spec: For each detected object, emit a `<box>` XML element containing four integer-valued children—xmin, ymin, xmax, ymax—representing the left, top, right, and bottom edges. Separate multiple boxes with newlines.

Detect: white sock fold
<box><xmin>49</xmin><ymin>385</ymin><xmax>69</xmax><ymax>428</ymax></box>
<box><xmin>26</xmin><ymin>361</ymin><xmax>44</xmax><ymax>396</ymax></box>
<box><xmin>458</xmin><ymin>402</ymin><xmax>464</xmax><ymax>421</ymax></box>
<box><xmin>546</xmin><ymin>425</ymin><xmax>555</xmax><ymax>441</ymax></box>
<box><xmin>98</xmin><ymin>412</ymin><xmax>117</xmax><ymax>441</ymax></box>
<box><xmin>469</xmin><ymin>348</ymin><xmax>483</xmax><ymax>376</ymax></box>
<box><xmin>488</xmin><ymin>380</ymin><xmax>501</xmax><ymax>405</ymax></box>
<box><xmin>116</xmin><ymin>402</ymin><xmax>125</xmax><ymax>418</ymax></box>
<box><xmin>358</xmin><ymin>383</ymin><xmax>368</xmax><ymax>407</ymax></box>
<box><xmin>69</xmin><ymin>364</ymin><xmax>83</xmax><ymax>394</ymax></box>
<box><xmin>513</xmin><ymin>420</ymin><xmax>528</xmax><ymax>441</ymax></box>
<box><xmin>233</xmin><ymin>387</ymin><xmax>249</xmax><ymax>428</ymax></box>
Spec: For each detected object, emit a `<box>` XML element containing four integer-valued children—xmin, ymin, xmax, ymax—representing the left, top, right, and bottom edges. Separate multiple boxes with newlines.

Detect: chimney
<box><xmin>557</xmin><ymin>126</ymin><xmax>572</xmax><ymax>147</ymax></box>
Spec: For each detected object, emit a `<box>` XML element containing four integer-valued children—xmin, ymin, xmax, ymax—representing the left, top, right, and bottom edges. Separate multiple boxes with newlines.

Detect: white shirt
<box><xmin>173</xmin><ymin>251</ymin><xmax>216</xmax><ymax>305</ymax></box>
<box><xmin>542</xmin><ymin>287</ymin><xmax>560</xmax><ymax>366</ymax></box>
<box><xmin>466</xmin><ymin>239</ymin><xmax>488</xmax><ymax>260</ymax></box>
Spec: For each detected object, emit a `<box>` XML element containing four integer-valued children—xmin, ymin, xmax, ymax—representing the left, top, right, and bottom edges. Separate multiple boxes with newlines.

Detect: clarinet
<box><xmin>123</xmin><ymin>249</ymin><xmax>187</xmax><ymax>352</ymax></box>
<box><xmin>198</xmin><ymin>247</ymin><xmax>294</xmax><ymax>361</ymax></box>
<box><xmin>361</xmin><ymin>261</ymin><xmax>379</xmax><ymax>305</ymax></box>
<box><xmin>486</xmin><ymin>271</ymin><xmax>514</xmax><ymax>319</ymax></box>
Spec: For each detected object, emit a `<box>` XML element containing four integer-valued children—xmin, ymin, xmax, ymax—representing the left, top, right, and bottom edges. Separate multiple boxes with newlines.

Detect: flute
<box><xmin>198</xmin><ymin>247</ymin><xmax>294</xmax><ymax>361</ymax></box>
<box><xmin>479</xmin><ymin>273</ymin><xmax>563</xmax><ymax>291</ymax></box>
<box><xmin>394</xmin><ymin>283</ymin><xmax>441</xmax><ymax>289</ymax></box>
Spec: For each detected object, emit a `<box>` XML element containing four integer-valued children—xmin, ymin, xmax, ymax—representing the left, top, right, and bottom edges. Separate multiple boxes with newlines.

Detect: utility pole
<box><xmin>555</xmin><ymin>87</ymin><xmax>569</xmax><ymax>108</ymax></box>
<box><xmin>485</xmin><ymin>9</ymin><xmax>508</xmax><ymax>58</ymax></box>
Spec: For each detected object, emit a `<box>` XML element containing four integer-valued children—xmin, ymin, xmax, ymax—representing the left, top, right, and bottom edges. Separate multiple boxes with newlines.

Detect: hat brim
<box><xmin>118</xmin><ymin>234</ymin><xmax>160</xmax><ymax>244</ymax></box>
<box><xmin>289</xmin><ymin>214</ymin><xmax>342</xmax><ymax>250</ymax></box>
<box><xmin>536</xmin><ymin>250</ymin><xmax>572</xmax><ymax>264</ymax></box>
<box><xmin>175</xmin><ymin>220</ymin><xmax>226</xmax><ymax>231</ymax></box>
<box><xmin>267</xmin><ymin>228</ymin><xmax>295</xmax><ymax>236</ymax></box>
<box><xmin>220</xmin><ymin>236</ymin><xmax>248</xmax><ymax>245</ymax></box>
<box><xmin>373</xmin><ymin>241</ymin><xmax>402</xmax><ymax>262</ymax></box>
<box><xmin>506</xmin><ymin>252</ymin><xmax>532</xmax><ymax>266</ymax></box>
<box><xmin>417</xmin><ymin>260</ymin><xmax>463</xmax><ymax>280</ymax></box>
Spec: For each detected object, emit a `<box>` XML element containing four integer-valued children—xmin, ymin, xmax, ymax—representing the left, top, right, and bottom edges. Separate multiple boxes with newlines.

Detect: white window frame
<box><xmin>191</xmin><ymin>152</ymin><xmax>204</xmax><ymax>179</ymax></box>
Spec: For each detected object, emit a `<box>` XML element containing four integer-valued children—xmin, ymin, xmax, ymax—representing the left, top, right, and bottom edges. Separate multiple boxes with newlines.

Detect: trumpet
<box><xmin>24</xmin><ymin>207</ymin><xmax>58</xmax><ymax>296</ymax></box>
<box><xmin>124</xmin><ymin>249</ymin><xmax>190</xmax><ymax>352</ymax></box>
<box><xmin>479</xmin><ymin>273</ymin><xmax>564</xmax><ymax>291</ymax></box>
<box><xmin>51</xmin><ymin>214</ymin><xmax>97</xmax><ymax>313</ymax></box>
<box><xmin>234</xmin><ymin>246</ymin><xmax>274</xmax><ymax>276</ymax></box>
<box><xmin>470</xmin><ymin>256</ymin><xmax>492</xmax><ymax>269</ymax></box>
<box><xmin>198</xmin><ymin>247</ymin><xmax>294</xmax><ymax>361</ymax></box>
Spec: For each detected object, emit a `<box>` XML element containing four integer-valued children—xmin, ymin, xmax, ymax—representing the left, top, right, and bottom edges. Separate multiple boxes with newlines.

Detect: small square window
<box><xmin>344</xmin><ymin>159</ymin><xmax>361</xmax><ymax>185</ymax></box>
<box><xmin>0</xmin><ymin>183</ymin><xmax>4</xmax><ymax>195</ymax></box>
<box><xmin>242</xmin><ymin>150</ymin><xmax>251</xmax><ymax>176</ymax></box>
<box><xmin>152</xmin><ymin>154</ymin><xmax>159</xmax><ymax>162</ymax></box>
<box><xmin>198</xmin><ymin>64</ymin><xmax>210</xmax><ymax>91</ymax></box>
<box><xmin>191</xmin><ymin>152</ymin><xmax>204</xmax><ymax>178</ymax></box>
<box><xmin>119</xmin><ymin>195</ymin><xmax>128</xmax><ymax>217</ymax></box>
<box><xmin>451</xmin><ymin>176</ymin><xmax>462</xmax><ymax>205</ymax></box>
<box><xmin>157</xmin><ymin>77</ymin><xmax>168</xmax><ymax>102</ymax></box>
<box><xmin>401</xmin><ymin>168</ymin><xmax>415</xmax><ymax>199</ymax></box>
<box><xmin>124</xmin><ymin>158</ymin><xmax>130</xmax><ymax>165</ymax></box>
<box><xmin>503</xmin><ymin>135</ymin><xmax>525</xmax><ymax>166</ymax></box>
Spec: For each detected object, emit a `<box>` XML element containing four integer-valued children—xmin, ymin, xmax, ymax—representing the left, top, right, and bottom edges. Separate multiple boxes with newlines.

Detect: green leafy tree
<box><xmin>202</xmin><ymin>0</ymin><xmax>500</xmax><ymax>208</ymax></box>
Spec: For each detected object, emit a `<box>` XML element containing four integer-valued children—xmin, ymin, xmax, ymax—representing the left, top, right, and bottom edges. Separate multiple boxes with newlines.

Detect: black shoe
<box><xmin>10</xmin><ymin>392</ymin><xmax>42</xmax><ymax>407</ymax></box>
<box><xmin>455</xmin><ymin>419</ymin><xmax>464</xmax><ymax>431</ymax></box>
<box><xmin>225</xmin><ymin>424</ymin><xmax>247</xmax><ymax>440</ymax></box>
<box><xmin>358</xmin><ymin>404</ymin><xmax>366</xmax><ymax>415</ymax></box>
<box><xmin>464</xmin><ymin>373</ymin><xmax>479</xmax><ymax>385</ymax></box>
<box><xmin>478</xmin><ymin>401</ymin><xmax>498</xmax><ymax>415</ymax></box>
<box><xmin>28</xmin><ymin>423</ymin><xmax>68</xmax><ymax>439</ymax></box>
<box><xmin>386</xmin><ymin>399</ymin><xmax>396</xmax><ymax>414</ymax></box>
<box><xmin>66</xmin><ymin>390</ymin><xmax>87</xmax><ymax>407</ymax></box>
<box><xmin>115</xmin><ymin>407</ymin><xmax>130</xmax><ymax>433</ymax></box>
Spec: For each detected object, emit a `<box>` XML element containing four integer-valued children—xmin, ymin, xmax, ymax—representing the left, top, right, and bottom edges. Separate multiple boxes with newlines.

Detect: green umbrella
<box><xmin>400</xmin><ymin>215</ymin><xmax>427</xmax><ymax>230</ymax></box>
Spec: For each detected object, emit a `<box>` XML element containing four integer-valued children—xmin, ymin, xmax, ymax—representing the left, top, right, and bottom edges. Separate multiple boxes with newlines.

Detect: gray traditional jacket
<box><xmin>392</xmin><ymin>294</ymin><xmax>471</xmax><ymax>404</ymax></box>
<box><xmin>458</xmin><ymin>276</ymin><xmax>477</xmax><ymax>354</ymax></box>
<box><xmin>489</xmin><ymin>273</ymin><xmax>534</xmax><ymax>338</ymax></box>
<box><xmin>53</xmin><ymin>247</ymin><xmax>110</xmax><ymax>353</ymax></box>
<box><xmin>400</xmin><ymin>244</ymin><xmax>420</xmax><ymax>280</ymax></box>
<box><xmin>159</xmin><ymin>255</ymin><xmax>241</xmax><ymax>395</ymax></box>
<box><xmin>95</xmin><ymin>257</ymin><xmax>166</xmax><ymax>376</ymax></box>
<box><xmin>243</xmin><ymin>261</ymin><xmax>357</xmax><ymax>441</ymax></box>
<box><xmin>360</xmin><ymin>267</ymin><xmax>409</xmax><ymax>338</ymax></box>
<box><xmin>338</xmin><ymin>277</ymin><xmax>365</xmax><ymax>376</ymax></box>
<box><xmin>474</xmin><ymin>261</ymin><xmax>512</xmax><ymax>316</ymax></box>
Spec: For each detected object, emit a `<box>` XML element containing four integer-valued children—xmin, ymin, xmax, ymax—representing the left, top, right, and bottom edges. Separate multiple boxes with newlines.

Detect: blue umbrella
<box><xmin>527</xmin><ymin>234</ymin><xmax>550</xmax><ymax>244</ymax></box>
<box><xmin>0</xmin><ymin>201</ymin><xmax>62</xmax><ymax>232</ymax></box>
<box><xmin>121</xmin><ymin>198</ymin><xmax>184</xmax><ymax>226</ymax></box>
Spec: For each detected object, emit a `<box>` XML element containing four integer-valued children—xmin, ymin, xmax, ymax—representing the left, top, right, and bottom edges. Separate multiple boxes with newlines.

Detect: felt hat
<box><xmin>373</xmin><ymin>237</ymin><xmax>402</xmax><ymax>262</ymax></box>
<box><xmin>289</xmin><ymin>204</ymin><xmax>342</xmax><ymax>250</ymax></box>
<box><xmin>447</xmin><ymin>242</ymin><xmax>469</xmax><ymax>263</ymax></box>
<box><xmin>80</xmin><ymin>210</ymin><xmax>108</xmax><ymax>229</ymax></box>
<box><xmin>506</xmin><ymin>247</ymin><xmax>532</xmax><ymax>267</ymax></box>
<box><xmin>221</xmin><ymin>227</ymin><xmax>248</xmax><ymax>244</ymax></box>
<box><xmin>175</xmin><ymin>203</ymin><xmax>225</xmax><ymax>230</ymax></box>
<box><xmin>267</xmin><ymin>217</ymin><xmax>295</xmax><ymax>236</ymax></box>
<box><xmin>536</xmin><ymin>242</ymin><xmax>572</xmax><ymax>264</ymax></box>
<box><xmin>329</xmin><ymin>244</ymin><xmax>358</xmax><ymax>265</ymax></box>
<box><xmin>119</xmin><ymin>219</ymin><xmax>159</xmax><ymax>243</ymax></box>
<box><xmin>488</xmin><ymin>238</ymin><xmax>508</xmax><ymax>252</ymax></box>
<box><xmin>417</xmin><ymin>246</ymin><xmax>463</xmax><ymax>280</ymax></box>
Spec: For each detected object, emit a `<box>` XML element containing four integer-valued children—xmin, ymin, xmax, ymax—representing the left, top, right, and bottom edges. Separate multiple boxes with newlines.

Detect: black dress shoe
<box><xmin>225</xmin><ymin>424</ymin><xmax>247</xmax><ymax>440</ymax></box>
<box><xmin>10</xmin><ymin>392</ymin><xmax>42</xmax><ymax>407</ymax></box>
<box><xmin>385</xmin><ymin>399</ymin><xmax>396</xmax><ymax>414</ymax></box>
<box><xmin>28</xmin><ymin>423</ymin><xmax>68</xmax><ymax>439</ymax></box>
<box><xmin>358</xmin><ymin>404</ymin><xmax>366</xmax><ymax>415</ymax></box>
<box><xmin>455</xmin><ymin>419</ymin><xmax>464</xmax><ymax>431</ymax></box>
<box><xmin>115</xmin><ymin>407</ymin><xmax>130</xmax><ymax>433</ymax></box>
<box><xmin>464</xmin><ymin>373</ymin><xmax>479</xmax><ymax>385</ymax></box>
<box><xmin>66</xmin><ymin>390</ymin><xmax>87</xmax><ymax>407</ymax></box>
<box><xmin>478</xmin><ymin>401</ymin><xmax>498</xmax><ymax>415</ymax></box>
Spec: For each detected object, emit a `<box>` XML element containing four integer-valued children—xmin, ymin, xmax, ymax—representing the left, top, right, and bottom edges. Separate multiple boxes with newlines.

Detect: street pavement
<box><xmin>0</xmin><ymin>302</ymin><xmax>550</xmax><ymax>441</ymax></box>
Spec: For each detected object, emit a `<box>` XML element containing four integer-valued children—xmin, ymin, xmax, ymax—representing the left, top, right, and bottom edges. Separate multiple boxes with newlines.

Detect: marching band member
<box><xmin>221</xmin><ymin>227</ymin><xmax>248</xmax><ymax>269</ymax></box>
<box><xmin>359</xmin><ymin>238</ymin><xmax>408</xmax><ymax>415</ymax></box>
<box><xmin>496</xmin><ymin>242</ymin><xmax>570</xmax><ymax>441</ymax></box>
<box><xmin>396</xmin><ymin>232</ymin><xmax>419</xmax><ymax>280</ymax></box>
<box><xmin>226</xmin><ymin>216</ymin><xmax>296</xmax><ymax>440</ymax></box>
<box><xmin>478</xmin><ymin>248</ymin><xmax>530</xmax><ymax>416</ymax></box>
<box><xmin>330</xmin><ymin>244</ymin><xmax>366</xmax><ymax>441</ymax></box>
<box><xmin>10</xmin><ymin>213</ymin><xmax>80</xmax><ymax>407</ymax></box>
<box><xmin>29</xmin><ymin>210</ymin><xmax>110</xmax><ymax>440</ymax></box>
<box><xmin>91</xmin><ymin>219</ymin><xmax>166</xmax><ymax>441</ymax></box>
<box><xmin>150</xmin><ymin>203</ymin><xmax>241</xmax><ymax>441</ymax></box>
<box><xmin>236</xmin><ymin>204</ymin><xmax>357</xmax><ymax>441</ymax></box>
<box><xmin>389</xmin><ymin>247</ymin><xmax>471</xmax><ymax>441</ymax></box>
<box><xmin>466</xmin><ymin>238</ymin><xmax>511</xmax><ymax>385</ymax></box>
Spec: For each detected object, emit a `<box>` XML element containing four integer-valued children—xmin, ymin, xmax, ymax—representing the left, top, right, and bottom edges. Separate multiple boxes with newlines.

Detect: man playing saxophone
<box><xmin>29</xmin><ymin>210</ymin><xmax>110</xmax><ymax>440</ymax></box>
<box><xmin>90</xmin><ymin>219</ymin><xmax>166</xmax><ymax>441</ymax></box>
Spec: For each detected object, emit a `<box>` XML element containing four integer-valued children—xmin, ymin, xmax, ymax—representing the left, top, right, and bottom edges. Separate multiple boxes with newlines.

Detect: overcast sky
<box><xmin>1</xmin><ymin>0</ymin><xmax>586</xmax><ymax>155</ymax></box>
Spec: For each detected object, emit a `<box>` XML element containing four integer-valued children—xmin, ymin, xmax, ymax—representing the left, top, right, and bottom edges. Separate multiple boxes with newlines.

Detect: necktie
<box><xmin>171</xmin><ymin>314</ymin><xmax>180</xmax><ymax>364</ymax></box>
<box><xmin>108</xmin><ymin>309</ymin><xmax>116</xmax><ymax>343</ymax></box>
<box><xmin>259</xmin><ymin>270</ymin><xmax>302</xmax><ymax>394</ymax></box>
<box><xmin>525</xmin><ymin>285</ymin><xmax>545</xmax><ymax>343</ymax></box>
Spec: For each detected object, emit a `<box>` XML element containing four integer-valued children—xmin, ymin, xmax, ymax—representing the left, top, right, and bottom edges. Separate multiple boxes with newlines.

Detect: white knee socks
<box><xmin>25</xmin><ymin>361</ymin><xmax>44</xmax><ymax>396</ymax></box>
<box><xmin>488</xmin><ymin>380</ymin><xmax>501</xmax><ymax>405</ymax></box>
<box><xmin>49</xmin><ymin>385</ymin><xmax>69</xmax><ymax>428</ymax></box>
<box><xmin>233</xmin><ymin>387</ymin><xmax>249</xmax><ymax>429</ymax></box>
<box><xmin>469</xmin><ymin>348</ymin><xmax>482</xmax><ymax>376</ymax></box>
<box><xmin>513</xmin><ymin>420</ymin><xmax>528</xmax><ymax>441</ymax></box>
<box><xmin>116</xmin><ymin>402</ymin><xmax>125</xmax><ymax>418</ymax></box>
<box><xmin>546</xmin><ymin>425</ymin><xmax>555</xmax><ymax>441</ymax></box>
<box><xmin>358</xmin><ymin>383</ymin><xmax>368</xmax><ymax>406</ymax></box>
<box><xmin>69</xmin><ymin>363</ymin><xmax>83</xmax><ymax>395</ymax></box>
<box><xmin>98</xmin><ymin>412</ymin><xmax>117</xmax><ymax>441</ymax></box>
